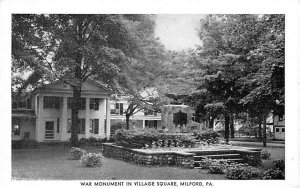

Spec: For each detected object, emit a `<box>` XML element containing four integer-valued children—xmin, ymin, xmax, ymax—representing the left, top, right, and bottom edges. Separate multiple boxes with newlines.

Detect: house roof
<box><xmin>32</xmin><ymin>79</ymin><xmax>110</xmax><ymax>96</ymax></box>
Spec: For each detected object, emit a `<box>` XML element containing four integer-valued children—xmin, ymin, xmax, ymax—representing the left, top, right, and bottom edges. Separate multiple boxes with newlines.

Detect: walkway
<box><xmin>229</xmin><ymin>141</ymin><xmax>285</xmax><ymax>148</ymax></box>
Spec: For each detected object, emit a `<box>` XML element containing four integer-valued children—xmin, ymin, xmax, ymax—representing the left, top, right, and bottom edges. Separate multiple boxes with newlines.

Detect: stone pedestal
<box><xmin>161</xmin><ymin>105</ymin><xmax>194</xmax><ymax>132</ymax></box>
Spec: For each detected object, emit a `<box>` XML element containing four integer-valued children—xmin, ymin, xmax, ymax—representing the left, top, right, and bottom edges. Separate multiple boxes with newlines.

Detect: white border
<box><xmin>1</xmin><ymin>0</ymin><xmax>300</xmax><ymax>188</ymax></box>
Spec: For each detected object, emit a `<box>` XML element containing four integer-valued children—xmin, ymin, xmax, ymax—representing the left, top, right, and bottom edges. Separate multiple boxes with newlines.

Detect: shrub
<box><xmin>263</xmin><ymin>168</ymin><xmax>284</xmax><ymax>179</ymax></box>
<box><xmin>261</xmin><ymin>150</ymin><xmax>271</xmax><ymax>160</ymax></box>
<box><xmin>81</xmin><ymin>153</ymin><xmax>103</xmax><ymax>167</ymax></box>
<box><xmin>115</xmin><ymin>128</ymin><xmax>197</xmax><ymax>149</ymax></box>
<box><xmin>12</xmin><ymin>140</ymin><xmax>39</xmax><ymax>149</ymax></box>
<box><xmin>226</xmin><ymin>164</ymin><xmax>262</xmax><ymax>180</ymax></box>
<box><xmin>208</xmin><ymin>164</ymin><xmax>225</xmax><ymax>174</ymax></box>
<box><xmin>193</xmin><ymin>130</ymin><xmax>220</xmax><ymax>144</ymax></box>
<box><xmin>88</xmin><ymin>137</ymin><xmax>98</xmax><ymax>143</ymax></box>
<box><xmin>262</xmin><ymin>159</ymin><xmax>285</xmax><ymax>179</ymax></box>
<box><xmin>79</xmin><ymin>138</ymin><xmax>89</xmax><ymax>146</ymax></box>
<box><xmin>68</xmin><ymin>147</ymin><xmax>86</xmax><ymax>160</ymax></box>
<box><xmin>273</xmin><ymin>159</ymin><xmax>285</xmax><ymax>171</ymax></box>
<box><xmin>199</xmin><ymin>158</ymin><xmax>214</xmax><ymax>169</ymax></box>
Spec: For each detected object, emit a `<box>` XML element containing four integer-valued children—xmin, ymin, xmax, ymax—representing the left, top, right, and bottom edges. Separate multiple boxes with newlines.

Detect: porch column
<box><xmin>61</xmin><ymin>97</ymin><xmax>68</xmax><ymax>141</ymax></box>
<box><xmin>85</xmin><ymin>97</ymin><xmax>90</xmax><ymax>139</ymax></box>
<box><xmin>36</xmin><ymin>95</ymin><xmax>43</xmax><ymax>142</ymax></box>
<box><xmin>142</xmin><ymin>120</ymin><xmax>145</xmax><ymax>129</ymax></box>
<box><xmin>106</xmin><ymin>98</ymin><xmax>111</xmax><ymax>139</ymax></box>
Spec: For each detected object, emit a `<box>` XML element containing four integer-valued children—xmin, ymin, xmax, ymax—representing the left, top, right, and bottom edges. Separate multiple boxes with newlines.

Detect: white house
<box><xmin>12</xmin><ymin>80</ymin><xmax>111</xmax><ymax>142</ymax></box>
<box><xmin>12</xmin><ymin>80</ymin><xmax>164</xmax><ymax>142</ymax></box>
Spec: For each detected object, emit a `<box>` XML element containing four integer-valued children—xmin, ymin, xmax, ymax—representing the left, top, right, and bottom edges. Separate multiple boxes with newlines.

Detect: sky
<box><xmin>155</xmin><ymin>14</ymin><xmax>205</xmax><ymax>51</ymax></box>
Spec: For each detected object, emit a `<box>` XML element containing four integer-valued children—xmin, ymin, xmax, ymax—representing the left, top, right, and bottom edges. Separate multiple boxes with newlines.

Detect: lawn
<box><xmin>12</xmin><ymin>146</ymin><xmax>226</xmax><ymax>180</ymax></box>
<box><xmin>12</xmin><ymin>145</ymin><xmax>284</xmax><ymax>180</ymax></box>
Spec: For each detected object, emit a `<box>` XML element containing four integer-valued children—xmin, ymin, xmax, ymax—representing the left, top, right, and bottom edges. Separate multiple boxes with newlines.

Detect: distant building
<box><xmin>273</xmin><ymin>114</ymin><xmax>285</xmax><ymax>140</ymax></box>
<box><xmin>109</xmin><ymin>96</ymin><xmax>161</xmax><ymax>134</ymax></box>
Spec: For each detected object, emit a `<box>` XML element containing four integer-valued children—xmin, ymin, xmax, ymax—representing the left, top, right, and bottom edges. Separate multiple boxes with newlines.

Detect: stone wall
<box><xmin>161</xmin><ymin>105</ymin><xmax>194</xmax><ymax>132</ymax></box>
<box><xmin>102</xmin><ymin>143</ymin><xmax>194</xmax><ymax>168</ymax></box>
<box><xmin>236</xmin><ymin>149</ymin><xmax>261</xmax><ymax>166</ymax></box>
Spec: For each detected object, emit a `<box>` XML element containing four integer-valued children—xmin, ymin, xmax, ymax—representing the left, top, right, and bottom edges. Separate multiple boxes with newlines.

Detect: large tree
<box><xmin>191</xmin><ymin>14</ymin><xmax>284</xmax><ymax>144</ymax></box>
<box><xmin>12</xmin><ymin>14</ymin><xmax>148</xmax><ymax>146</ymax></box>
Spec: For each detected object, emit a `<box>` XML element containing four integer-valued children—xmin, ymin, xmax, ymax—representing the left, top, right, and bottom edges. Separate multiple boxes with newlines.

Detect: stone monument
<box><xmin>161</xmin><ymin>94</ymin><xmax>195</xmax><ymax>132</ymax></box>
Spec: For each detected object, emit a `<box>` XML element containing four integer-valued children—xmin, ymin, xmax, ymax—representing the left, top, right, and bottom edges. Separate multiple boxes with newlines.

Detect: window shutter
<box><xmin>95</xmin><ymin>98</ymin><xmax>99</xmax><ymax>110</ymax></box>
<box><xmin>43</xmin><ymin>97</ymin><xmax>47</xmax><ymax>109</ymax></box>
<box><xmin>120</xmin><ymin>103</ymin><xmax>123</xmax><ymax>115</ymax></box>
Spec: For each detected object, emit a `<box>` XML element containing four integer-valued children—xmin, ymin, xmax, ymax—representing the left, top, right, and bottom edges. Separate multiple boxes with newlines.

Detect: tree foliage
<box><xmin>12</xmin><ymin>14</ymin><xmax>151</xmax><ymax>145</ymax></box>
<box><xmin>189</xmin><ymin>14</ymin><xmax>284</xmax><ymax>144</ymax></box>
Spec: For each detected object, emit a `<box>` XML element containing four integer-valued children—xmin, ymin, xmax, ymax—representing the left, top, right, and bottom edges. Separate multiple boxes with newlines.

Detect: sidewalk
<box><xmin>229</xmin><ymin>141</ymin><xmax>285</xmax><ymax>148</ymax></box>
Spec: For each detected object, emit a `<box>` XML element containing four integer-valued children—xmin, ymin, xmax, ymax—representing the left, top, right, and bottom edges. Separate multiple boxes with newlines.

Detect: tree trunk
<box><xmin>230</xmin><ymin>114</ymin><xmax>235</xmax><ymax>138</ymax></box>
<box><xmin>224</xmin><ymin>115</ymin><xmax>230</xmax><ymax>144</ymax></box>
<box><xmin>126</xmin><ymin>113</ymin><xmax>130</xmax><ymax>130</ymax></box>
<box><xmin>70</xmin><ymin>86</ymin><xmax>81</xmax><ymax>147</ymax></box>
<box><xmin>258</xmin><ymin>122</ymin><xmax>262</xmax><ymax>139</ymax></box>
<box><xmin>262</xmin><ymin>114</ymin><xmax>267</xmax><ymax>147</ymax></box>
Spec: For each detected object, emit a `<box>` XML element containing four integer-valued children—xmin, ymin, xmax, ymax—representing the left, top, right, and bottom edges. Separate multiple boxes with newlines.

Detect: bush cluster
<box><xmin>260</xmin><ymin>150</ymin><xmax>271</xmax><ymax>160</ymax></box>
<box><xmin>12</xmin><ymin>140</ymin><xmax>38</xmax><ymax>149</ymax></box>
<box><xmin>200</xmin><ymin>158</ymin><xmax>285</xmax><ymax>180</ymax></box>
<box><xmin>81</xmin><ymin>153</ymin><xmax>103</xmax><ymax>167</ymax></box>
<box><xmin>262</xmin><ymin>160</ymin><xmax>285</xmax><ymax>179</ymax></box>
<box><xmin>193</xmin><ymin>130</ymin><xmax>220</xmax><ymax>144</ymax></box>
<box><xmin>68</xmin><ymin>147</ymin><xmax>86</xmax><ymax>160</ymax></box>
<box><xmin>225</xmin><ymin>164</ymin><xmax>261</xmax><ymax>180</ymax></box>
<box><xmin>115</xmin><ymin>128</ymin><xmax>197</xmax><ymax>149</ymax></box>
<box><xmin>77</xmin><ymin>137</ymin><xmax>115</xmax><ymax>146</ymax></box>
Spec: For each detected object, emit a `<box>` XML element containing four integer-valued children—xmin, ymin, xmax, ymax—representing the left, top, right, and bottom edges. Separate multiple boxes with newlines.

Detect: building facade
<box><xmin>12</xmin><ymin>80</ymin><xmax>111</xmax><ymax>142</ymax></box>
<box><xmin>11</xmin><ymin>81</ymin><xmax>163</xmax><ymax>142</ymax></box>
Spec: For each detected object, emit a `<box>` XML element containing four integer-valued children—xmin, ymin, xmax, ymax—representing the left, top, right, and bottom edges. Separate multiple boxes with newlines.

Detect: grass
<box><xmin>12</xmin><ymin>145</ymin><xmax>284</xmax><ymax>180</ymax></box>
<box><xmin>12</xmin><ymin>145</ymin><xmax>226</xmax><ymax>180</ymax></box>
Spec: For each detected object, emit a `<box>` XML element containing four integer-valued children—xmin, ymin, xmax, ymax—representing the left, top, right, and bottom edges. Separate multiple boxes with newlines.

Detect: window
<box><xmin>279</xmin><ymin>114</ymin><xmax>284</xmax><ymax>121</ymax></box>
<box><xmin>12</xmin><ymin>98</ymin><xmax>32</xmax><ymax>109</ymax></box>
<box><xmin>18</xmin><ymin>101</ymin><xmax>26</xmax><ymax>108</ymax></box>
<box><xmin>13</xmin><ymin>125</ymin><xmax>20</xmax><ymax>135</ymax></box>
<box><xmin>12</xmin><ymin>102</ymin><xmax>17</xmax><ymax>109</ymax></box>
<box><xmin>26</xmin><ymin>98</ymin><xmax>31</xmax><ymax>109</ymax></box>
<box><xmin>12</xmin><ymin>118</ymin><xmax>20</xmax><ymax>135</ymax></box>
<box><xmin>282</xmin><ymin>128</ymin><xmax>285</xmax><ymax>132</ymax></box>
<box><xmin>57</xmin><ymin>118</ymin><xmax>60</xmax><ymax>133</ymax></box>
<box><xmin>67</xmin><ymin>118</ymin><xmax>85</xmax><ymax>134</ymax></box>
<box><xmin>44</xmin><ymin>96</ymin><xmax>60</xmax><ymax>109</ymax></box>
<box><xmin>275</xmin><ymin>128</ymin><xmax>280</xmax><ymax>132</ymax></box>
<box><xmin>111</xmin><ymin>103</ymin><xmax>123</xmax><ymax>115</ymax></box>
<box><xmin>90</xmin><ymin>119</ymin><xmax>99</xmax><ymax>134</ymax></box>
<box><xmin>90</xmin><ymin>98</ymin><xmax>100</xmax><ymax>110</ymax></box>
<box><xmin>145</xmin><ymin>120</ymin><xmax>158</xmax><ymax>129</ymax></box>
<box><xmin>67</xmin><ymin>97</ymin><xmax>86</xmax><ymax>110</ymax></box>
